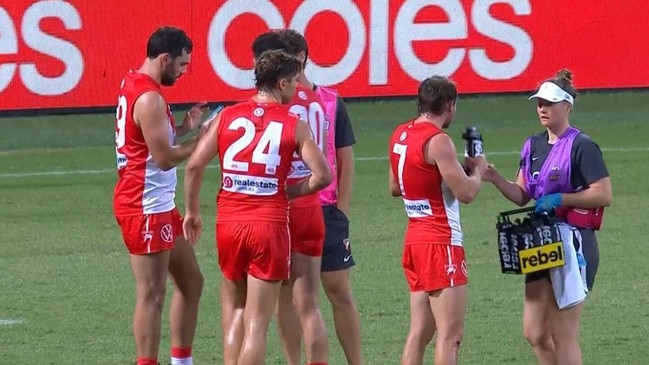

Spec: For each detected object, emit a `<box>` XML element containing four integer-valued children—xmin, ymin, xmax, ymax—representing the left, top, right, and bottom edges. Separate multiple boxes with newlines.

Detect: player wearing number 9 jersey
<box><xmin>112</xmin><ymin>27</ymin><xmax>207</xmax><ymax>365</ymax></box>
<box><xmin>388</xmin><ymin>76</ymin><xmax>487</xmax><ymax>365</ymax></box>
<box><xmin>183</xmin><ymin>49</ymin><xmax>332</xmax><ymax>365</ymax></box>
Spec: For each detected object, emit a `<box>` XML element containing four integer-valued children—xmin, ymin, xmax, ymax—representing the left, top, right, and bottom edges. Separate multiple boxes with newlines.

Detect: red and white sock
<box><xmin>171</xmin><ymin>346</ymin><xmax>193</xmax><ymax>365</ymax></box>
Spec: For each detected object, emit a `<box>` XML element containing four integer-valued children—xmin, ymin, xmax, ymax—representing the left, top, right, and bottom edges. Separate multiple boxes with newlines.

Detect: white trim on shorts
<box><xmin>446</xmin><ymin>245</ymin><xmax>454</xmax><ymax>287</ymax></box>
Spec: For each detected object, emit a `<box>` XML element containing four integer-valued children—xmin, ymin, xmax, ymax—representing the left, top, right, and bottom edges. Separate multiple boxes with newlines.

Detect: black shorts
<box><xmin>525</xmin><ymin>228</ymin><xmax>600</xmax><ymax>291</ymax></box>
<box><xmin>321</xmin><ymin>205</ymin><xmax>355</xmax><ymax>272</ymax></box>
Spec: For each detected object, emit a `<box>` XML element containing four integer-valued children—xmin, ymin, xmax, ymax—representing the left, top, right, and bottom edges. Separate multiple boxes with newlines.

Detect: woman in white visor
<box><xmin>484</xmin><ymin>69</ymin><xmax>612</xmax><ymax>365</ymax></box>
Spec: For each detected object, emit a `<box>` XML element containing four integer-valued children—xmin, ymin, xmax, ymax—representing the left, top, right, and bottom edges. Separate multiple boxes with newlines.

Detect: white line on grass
<box><xmin>0</xmin><ymin>318</ymin><xmax>25</xmax><ymax>326</ymax></box>
<box><xmin>1</xmin><ymin>146</ymin><xmax>647</xmax><ymax>179</ymax></box>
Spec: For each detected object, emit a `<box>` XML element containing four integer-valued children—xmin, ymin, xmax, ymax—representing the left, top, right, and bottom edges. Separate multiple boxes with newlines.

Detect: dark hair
<box><xmin>251</xmin><ymin>30</ymin><xmax>286</xmax><ymax>60</ymax></box>
<box><xmin>547</xmin><ymin>69</ymin><xmax>578</xmax><ymax>100</ymax></box>
<box><xmin>417</xmin><ymin>76</ymin><xmax>458</xmax><ymax>116</ymax></box>
<box><xmin>277</xmin><ymin>29</ymin><xmax>308</xmax><ymax>66</ymax></box>
<box><xmin>254</xmin><ymin>49</ymin><xmax>301</xmax><ymax>91</ymax></box>
<box><xmin>146</xmin><ymin>26</ymin><xmax>193</xmax><ymax>59</ymax></box>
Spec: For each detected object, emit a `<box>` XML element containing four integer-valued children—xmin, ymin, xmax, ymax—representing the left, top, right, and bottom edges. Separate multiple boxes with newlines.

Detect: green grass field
<box><xmin>1</xmin><ymin>91</ymin><xmax>648</xmax><ymax>364</ymax></box>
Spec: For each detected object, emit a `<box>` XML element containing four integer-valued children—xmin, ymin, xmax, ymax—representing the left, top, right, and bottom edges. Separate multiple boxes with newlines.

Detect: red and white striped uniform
<box><xmin>113</xmin><ymin>71</ymin><xmax>177</xmax><ymax>216</ymax></box>
<box><xmin>389</xmin><ymin>120</ymin><xmax>463</xmax><ymax>246</ymax></box>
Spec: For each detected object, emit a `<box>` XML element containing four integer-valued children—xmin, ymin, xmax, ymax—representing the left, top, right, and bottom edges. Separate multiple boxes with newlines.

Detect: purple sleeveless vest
<box><xmin>521</xmin><ymin>127</ymin><xmax>580</xmax><ymax>200</ymax></box>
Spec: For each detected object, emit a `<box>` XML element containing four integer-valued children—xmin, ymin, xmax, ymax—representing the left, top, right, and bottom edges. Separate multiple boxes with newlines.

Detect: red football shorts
<box><xmin>216</xmin><ymin>221</ymin><xmax>290</xmax><ymax>282</ymax></box>
<box><xmin>115</xmin><ymin>208</ymin><xmax>183</xmax><ymax>255</ymax></box>
<box><xmin>402</xmin><ymin>244</ymin><xmax>468</xmax><ymax>292</ymax></box>
<box><xmin>289</xmin><ymin>205</ymin><xmax>325</xmax><ymax>257</ymax></box>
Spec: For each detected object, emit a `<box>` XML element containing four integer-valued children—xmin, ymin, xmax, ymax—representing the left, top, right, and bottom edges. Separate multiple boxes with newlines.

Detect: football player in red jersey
<box><xmin>388</xmin><ymin>76</ymin><xmax>488</xmax><ymax>365</ymax></box>
<box><xmin>251</xmin><ymin>30</ymin><xmax>331</xmax><ymax>365</ymax></box>
<box><xmin>113</xmin><ymin>26</ymin><xmax>208</xmax><ymax>365</ymax></box>
<box><xmin>183</xmin><ymin>49</ymin><xmax>332</xmax><ymax>365</ymax></box>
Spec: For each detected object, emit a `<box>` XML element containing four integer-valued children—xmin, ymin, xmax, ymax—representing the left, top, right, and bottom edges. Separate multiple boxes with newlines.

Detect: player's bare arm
<box><xmin>388</xmin><ymin>168</ymin><xmax>401</xmax><ymax>197</ymax></box>
<box><xmin>184</xmin><ymin>113</ymin><xmax>222</xmax><ymax>214</ymax></box>
<box><xmin>287</xmin><ymin>119</ymin><xmax>332</xmax><ymax>199</ymax></box>
<box><xmin>182</xmin><ymin>114</ymin><xmax>222</xmax><ymax>245</ymax></box>
<box><xmin>561</xmin><ymin>176</ymin><xmax>612</xmax><ymax>208</ymax></box>
<box><xmin>136</xmin><ymin>91</ymin><xmax>200</xmax><ymax>171</ymax></box>
<box><xmin>175</xmin><ymin>101</ymin><xmax>209</xmax><ymax>137</ymax></box>
<box><xmin>336</xmin><ymin>145</ymin><xmax>354</xmax><ymax>215</ymax></box>
<box><xmin>426</xmin><ymin>133</ymin><xmax>483</xmax><ymax>204</ymax></box>
<box><xmin>486</xmin><ymin>165</ymin><xmax>531</xmax><ymax>207</ymax></box>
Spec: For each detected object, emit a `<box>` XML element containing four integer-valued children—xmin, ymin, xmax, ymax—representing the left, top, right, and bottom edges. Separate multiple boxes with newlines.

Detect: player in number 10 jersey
<box><xmin>287</xmin><ymin>85</ymin><xmax>328</xmax><ymax>255</ymax></box>
<box><xmin>182</xmin><ymin>49</ymin><xmax>332</xmax><ymax>365</ymax></box>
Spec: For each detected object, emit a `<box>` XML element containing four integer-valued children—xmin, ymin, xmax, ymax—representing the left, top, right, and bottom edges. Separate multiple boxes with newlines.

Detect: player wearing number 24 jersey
<box><xmin>251</xmin><ymin>30</ymin><xmax>333</xmax><ymax>365</ymax></box>
<box><xmin>388</xmin><ymin>76</ymin><xmax>488</xmax><ymax>365</ymax></box>
<box><xmin>182</xmin><ymin>49</ymin><xmax>331</xmax><ymax>365</ymax></box>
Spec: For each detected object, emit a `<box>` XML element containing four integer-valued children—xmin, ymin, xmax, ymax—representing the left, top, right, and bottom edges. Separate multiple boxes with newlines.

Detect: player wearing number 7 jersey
<box><xmin>388</xmin><ymin>76</ymin><xmax>488</xmax><ymax>365</ymax></box>
<box><xmin>112</xmin><ymin>27</ymin><xmax>207</xmax><ymax>365</ymax></box>
<box><xmin>183</xmin><ymin>49</ymin><xmax>332</xmax><ymax>365</ymax></box>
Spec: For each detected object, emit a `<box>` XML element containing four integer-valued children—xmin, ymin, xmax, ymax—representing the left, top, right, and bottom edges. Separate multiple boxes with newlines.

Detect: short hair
<box><xmin>251</xmin><ymin>31</ymin><xmax>285</xmax><ymax>60</ymax></box>
<box><xmin>277</xmin><ymin>29</ymin><xmax>308</xmax><ymax>66</ymax></box>
<box><xmin>417</xmin><ymin>76</ymin><xmax>458</xmax><ymax>116</ymax></box>
<box><xmin>546</xmin><ymin>69</ymin><xmax>578</xmax><ymax>100</ymax></box>
<box><xmin>146</xmin><ymin>26</ymin><xmax>193</xmax><ymax>59</ymax></box>
<box><xmin>254</xmin><ymin>49</ymin><xmax>302</xmax><ymax>91</ymax></box>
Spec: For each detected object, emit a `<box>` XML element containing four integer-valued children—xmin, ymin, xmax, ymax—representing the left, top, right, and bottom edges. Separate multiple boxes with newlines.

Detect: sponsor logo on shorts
<box><xmin>519</xmin><ymin>242</ymin><xmax>565</xmax><ymax>274</ymax></box>
<box><xmin>445</xmin><ymin>264</ymin><xmax>457</xmax><ymax>277</ymax></box>
<box><xmin>343</xmin><ymin>238</ymin><xmax>350</xmax><ymax>251</ymax></box>
<box><xmin>142</xmin><ymin>230</ymin><xmax>153</xmax><ymax>243</ymax></box>
<box><xmin>222</xmin><ymin>172</ymin><xmax>279</xmax><ymax>196</ymax></box>
<box><xmin>160</xmin><ymin>224</ymin><xmax>174</xmax><ymax>243</ymax></box>
<box><xmin>461</xmin><ymin>260</ymin><xmax>468</xmax><ymax>277</ymax></box>
<box><xmin>288</xmin><ymin>160</ymin><xmax>311</xmax><ymax>179</ymax></box>
<box><xmin>402</xmin><ymin>198</ymin><xmax>433</xmax><ymax>218</ymax></box>
<box><xmin>342</xmin><ymin>238</ymin><xmax>352</xmax><ymax>262</ymax></box>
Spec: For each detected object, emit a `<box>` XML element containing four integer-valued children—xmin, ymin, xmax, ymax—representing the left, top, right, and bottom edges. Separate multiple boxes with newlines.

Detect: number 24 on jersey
<box><xmin>222</xmin><ymin>117</ymin><xmax>284</xmax><ymax>175</ymax></box>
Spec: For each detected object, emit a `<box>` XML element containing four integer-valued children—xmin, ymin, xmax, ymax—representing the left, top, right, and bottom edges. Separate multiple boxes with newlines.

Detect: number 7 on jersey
<box><xmin>392</xmin><ymin>143</ymin><xmax>407</xmax><ymax>195</ymax></box>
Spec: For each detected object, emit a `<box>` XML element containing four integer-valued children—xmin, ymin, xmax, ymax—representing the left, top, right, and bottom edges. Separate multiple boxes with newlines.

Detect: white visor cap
<box><xmin>529</xmin><ymin>81</ymin><xmax>574</xmax><ymax>105</ymax></box>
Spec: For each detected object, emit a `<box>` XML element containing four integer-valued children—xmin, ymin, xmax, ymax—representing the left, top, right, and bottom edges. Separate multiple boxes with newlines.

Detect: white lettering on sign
<box><xmin>0</xmin><ymin>1</ymin><xmax>83</xmax><ymax>95</ymax></box>
<box><xmin>208</xmin><ymin>0</ymin><xmax>533</xmax><ymax>88</ymax></box>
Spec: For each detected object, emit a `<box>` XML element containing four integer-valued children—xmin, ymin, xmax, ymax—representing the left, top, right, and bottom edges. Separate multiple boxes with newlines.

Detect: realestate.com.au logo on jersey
<box><xmin>289</xmin><ymin>160</ymin><xmax>311</xmax><ymax>179</ymax></box>
<box><xmin>403</xmin><ymin>198</ymin><xmax>433</xmax><ymax>218</ymax></box>
<box><xmin>222</xmin><ymin>173</ymin><xmax>279</xmax><ymax>196</ymax></box>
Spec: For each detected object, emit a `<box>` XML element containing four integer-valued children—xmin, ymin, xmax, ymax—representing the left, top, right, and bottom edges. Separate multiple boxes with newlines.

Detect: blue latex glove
<box><xmin>534</xmin><ymin>193</ymin><xmax>563</xmax><ymax>213</ymax></box>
